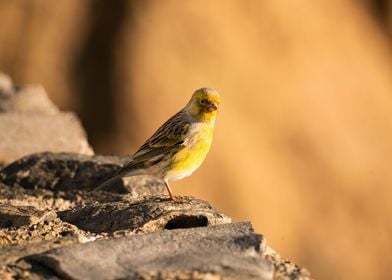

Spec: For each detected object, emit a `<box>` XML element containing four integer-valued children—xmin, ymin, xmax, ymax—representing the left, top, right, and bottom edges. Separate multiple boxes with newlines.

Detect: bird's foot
<box><xmin>163</xmin><ymin>195</ymin><xmax>184</xmax><ymax>203</ymax></box>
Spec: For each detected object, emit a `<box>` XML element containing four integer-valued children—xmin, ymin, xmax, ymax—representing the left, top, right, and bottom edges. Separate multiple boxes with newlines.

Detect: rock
<box><xmin>0</xmin><ymin>113</ymin><xmax>93</xmax><ymax>164</ymax></box>
<box><xmin>0</xmin><ymin>84</ymin><xmax>58</xmax><ymax>115</ymax></box>
<box><xmin>58</xmin><ymin>196</ymin><xmax>231</xmax><ymax>234</ymax></box>
<box><xmin>0</xmin><ymin>152</ymin><xmax>312</xmax><ymax>280</ymax></box>
<box><xmin>18</xmin><ymin>222</ymin><xmax>273</xmax><ymax>280</ymax></box>
<box><xmin>0</xmin><ymin>152</ymin><xmax>165</xmax><ymax>196</ymax></box>
<box><xmin>0</xmin><ymin>152</ymin><xmax>124</xmax><ymax>191</ymax></box>
<box><xmin>0</xmin><ymin>75</ymin><xmax>93</xmax><ymax>164</ymax></box>
<box><xmin>0</xmin><ymin>202</ymin><xmax>88</xmax><ymax>248</ymax></box>
<box><xmin>263</xmin><ymin>247</ymin><xmax>312</xmax><ymax>280</ymax></box>
<box><xmin>0</xmin><ymin>237</ymin><xmax>81</xmax><ymax>270</ymax></box>
<box><xmin>0</xmin><ymin>205</ymin><xmax>56</xmax><ymax>228</ymax></box>
<box><xmin>0</xmin><ymin>183</ymin><xmax>77</xmax><ymax>212</ymax></box>
<box><xmin>0</xmin><ymin>208</ymin><xmax>89</xmax><ymax>268</ymax></box>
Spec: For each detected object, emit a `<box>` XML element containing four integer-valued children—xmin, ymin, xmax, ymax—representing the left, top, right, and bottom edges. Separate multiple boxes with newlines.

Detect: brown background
<box><xmin>1</xmin><ymin>1</ymin><xmax>392</xmax><ymax>279</ymax></box>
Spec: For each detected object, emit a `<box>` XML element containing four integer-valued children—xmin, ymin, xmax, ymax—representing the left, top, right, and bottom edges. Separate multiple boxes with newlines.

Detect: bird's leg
<box><xmin>164</xmin><ymin>180</ymin><xmax>180</xmax><ymax>202</ymax></box>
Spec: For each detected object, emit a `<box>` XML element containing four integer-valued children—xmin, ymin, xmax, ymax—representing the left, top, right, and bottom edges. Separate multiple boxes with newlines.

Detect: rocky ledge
<box><xmin>0</xmin><ymin>74</ymin><xmax>311</xmax><ymax>280</ymax></box>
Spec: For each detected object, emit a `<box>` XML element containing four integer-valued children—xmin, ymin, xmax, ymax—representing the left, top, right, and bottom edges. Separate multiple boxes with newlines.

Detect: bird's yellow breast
<box><xmin>166</xmin><ymin>121</ymin><xmax>215</xmax><ymax>181</ymax></box>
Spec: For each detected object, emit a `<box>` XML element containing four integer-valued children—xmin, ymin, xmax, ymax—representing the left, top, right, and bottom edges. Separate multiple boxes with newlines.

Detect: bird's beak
<box><xmin>207</xmin><ymin>102</ymin><xmax>218</xmax><ymax>112</ymax></box>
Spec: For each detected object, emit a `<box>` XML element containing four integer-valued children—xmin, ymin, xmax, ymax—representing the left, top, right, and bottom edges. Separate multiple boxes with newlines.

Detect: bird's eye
<box><xmin>200</xmin><ymin>99</ymin><xmax>207</xmax><ymax>104</ymax></box>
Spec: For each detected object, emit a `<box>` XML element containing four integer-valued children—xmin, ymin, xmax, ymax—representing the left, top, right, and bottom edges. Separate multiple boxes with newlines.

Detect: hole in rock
<box><xmin>164</xmin><ymin>215</ymin><xmax>208</xmax><ymax>230</ymax></box>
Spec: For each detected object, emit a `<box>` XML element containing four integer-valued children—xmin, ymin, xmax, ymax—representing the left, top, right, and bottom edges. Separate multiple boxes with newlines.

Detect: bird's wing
<box><xmin>132</xmin><ymin>109</ymin><xmax>191</xmax><ymax>159</ymax></box>
<box><xmin>91</xmin><ymin>110</ymin><xmax>192</xmax><ymax>192</ymax></box>
<box><xmin>116</xmin><ymin>109</ymin><xmax>190</xmax><ymax>170</ymax></box>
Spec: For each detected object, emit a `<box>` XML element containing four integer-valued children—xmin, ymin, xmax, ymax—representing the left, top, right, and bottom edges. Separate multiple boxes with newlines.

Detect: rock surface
<box><xmin>0</xmin><ymin>152</ymin><xmax>166</xmax><ymax>195</ymax></box>
<box><xmin>17</xmin><ymin>222</ymin><xmax>272</xmax><ymax>280</ymax></box>
<box><xmin>0</xmin><ymin>83</ymin><xmax>58</xmax><ymax>114</ymax></box>
<box><xmin>0</xmin><ymin>205</ymin><xmax>56</xmax><ymax>228</ymax></box>
<box><xmin>0</xmin><ymin>153</ymin><xmax>312</xmax><ymax>279</ymax></box>
<box><xmin>0</xmin><ymin>152</ymin><xmax>127</xmax><ymax>191</ymax></box>
<box><xmin>59</xmin><ymin>196</ymin><xmax>231</xmax><ymax>234</ymax></box>
<box><xmin>0</xmin><ymin>73</ymin><xmax>93</xmax><ymax>164</ymax></box>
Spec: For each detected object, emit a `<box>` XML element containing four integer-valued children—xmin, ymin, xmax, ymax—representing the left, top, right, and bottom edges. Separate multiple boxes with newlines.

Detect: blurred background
<box><xmin>1</xmin><ymin>0</ymin><xmax>392</xmax><ymax>279</ymax></box>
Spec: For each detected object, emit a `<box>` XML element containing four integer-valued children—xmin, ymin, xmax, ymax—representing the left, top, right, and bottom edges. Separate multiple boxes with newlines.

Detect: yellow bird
<box><xmin>94</xmin><ymin>87</ymin><xmax>220</xmax><ymax>201</ymax></box>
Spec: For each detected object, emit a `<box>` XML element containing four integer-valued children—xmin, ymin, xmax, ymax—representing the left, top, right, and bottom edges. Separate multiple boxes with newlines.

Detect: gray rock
<box><xmin>0</xmin><ymin>152</ymin><xmax>165</xmax><ymax>196</ymax></box>
<box><xmin>0</xmin><ymin>113</ymin><xmax>93</xmax><ymax>164</ymax></box>
<box><xmin>263</xmin><ymin>247</ymin><xmax>312</xmax><ymax>280</ymax></box>
<box><xmin>58</xmin><ymin>196</ymin><xmax>231</xmax><ymax>234</ymax></box>
<box><xmin>0</xmin><ymin>76</ymin><xmax>93</xmax><ymax>163</ymax></box>
<box><xmin>0</xmin><ymin>152</ymin><xmax>124</xmax><ymax>191</ymax></box>
<box><xmin>0</xmin><ymin>236</ymin><xmax>85</xmax><ymax>270</ymax></box>
<box><xmin>0</xmin><ymin>84</ymin><xmax>58</xmax><ymax>114</ymax></box>
<box><xmin>0</xmin><ymin>73</ymin><xmax>56</xmax><ymax>114</ymax></box>
<box><xmin>0</xmin><ymin>206</ymin><xmax>89</xmax><ymax>268</ymax></box>
<box><xmin>22</xmin><ymin>222</ymin><xmax>273</xmax><ymax>280</ymax></box>
<box><xmin>0</xmin><ymin>183</ymin><xmax>78</xmax><ymax>212</ymax></box>
<box><xmin>0</xmin><ymin>205</ymin><xmax>56</xmax><ymax>228</ymax></box>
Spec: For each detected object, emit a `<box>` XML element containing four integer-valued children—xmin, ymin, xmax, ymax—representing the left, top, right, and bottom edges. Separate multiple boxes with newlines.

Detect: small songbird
<box><xmin>93</xmin><ymin>87</ymin><xmax>220</xmax><ymax>202</ymax></box>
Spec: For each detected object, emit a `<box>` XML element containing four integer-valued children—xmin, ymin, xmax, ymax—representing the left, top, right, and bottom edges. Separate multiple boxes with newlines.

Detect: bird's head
<box><xmin>186</xmin><ymin>87</ymin><xmax>220</xmax><ymax>121</ymax></box>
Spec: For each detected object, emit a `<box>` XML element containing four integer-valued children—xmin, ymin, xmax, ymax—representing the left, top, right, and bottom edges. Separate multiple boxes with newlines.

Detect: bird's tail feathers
<box><xmin>89</xmin><ymin>174</ymin><xmax>123</xmax><ymax>193</ymax></box>
<box><xmin>89</xmin><ymin>168</ymin><xmax>146</xmax><ymax>193</ymax></box>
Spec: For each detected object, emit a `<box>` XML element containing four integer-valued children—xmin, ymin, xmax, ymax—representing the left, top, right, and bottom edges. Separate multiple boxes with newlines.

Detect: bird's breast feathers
<box><xmin>165</xmin><ymin>121</ymin><xmax>215</xmax><ymax>182</ymax></box>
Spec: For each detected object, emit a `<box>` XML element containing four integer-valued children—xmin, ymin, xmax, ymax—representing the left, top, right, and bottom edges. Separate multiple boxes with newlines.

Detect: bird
<box><xmin>92</xmin><ymin>87</ymin><xmax>220</xmax><ymax>202</ymax></box>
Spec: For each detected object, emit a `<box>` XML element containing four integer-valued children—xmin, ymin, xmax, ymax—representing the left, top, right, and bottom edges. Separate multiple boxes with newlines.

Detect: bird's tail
<box><xmin>89</xmin><ymin>167</ymin><xmax>146</xmax><ymax>193</ymax></box>
<box><xmin>89</xmin><ymin>173</ymin><xmax>123</xmax><ymax>193</ymax></box>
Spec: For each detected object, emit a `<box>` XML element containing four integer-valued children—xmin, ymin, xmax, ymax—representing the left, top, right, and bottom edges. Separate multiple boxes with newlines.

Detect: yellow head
<box><xmin>185</xmin><ymin>87</ymin><xmax>220</xmax><ymax>121</ymax></box>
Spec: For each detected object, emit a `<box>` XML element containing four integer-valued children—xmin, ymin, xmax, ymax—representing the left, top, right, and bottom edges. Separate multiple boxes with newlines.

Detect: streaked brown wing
<box><xmin>132</xmin><ymin>109</ymin><xmax>190</xmax><ymax>159</ymax></box>
<box><xmin>122</xmin><ymin>144</ymin><xmax>183</xmax><ymax>171</ymax></box>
